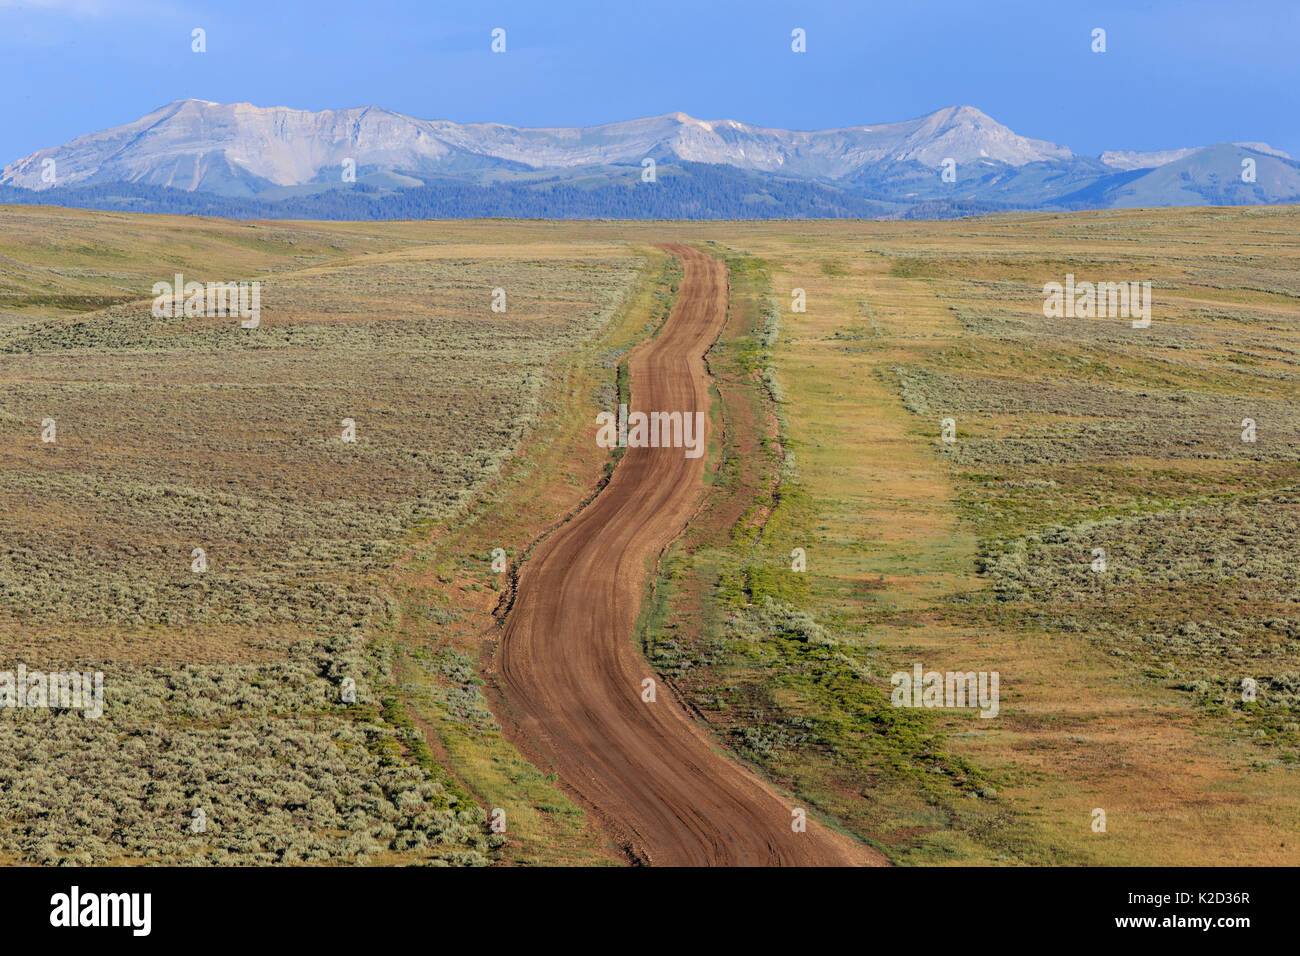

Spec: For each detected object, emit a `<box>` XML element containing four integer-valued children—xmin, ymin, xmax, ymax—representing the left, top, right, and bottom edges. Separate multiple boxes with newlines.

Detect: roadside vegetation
<box><xmin>383</xmin><ymin>247</ymin><xmax>682</xmax><ymax>865</ymax></box>
<box><xmin>5</xmin><ymin>207</ymin><xmax>1298</xmax><ymax>866</ymax></box>
<box><xmin>632</xmin><ymin>207</ymin><xmax>1300</xmax><ymax>865</ymax></box>
<box><xmin>0</xmin><ymin>209</ymin><xmax>641</xmax><ymax>864</ymax></box>
<box><xmin>638</xmin><ymin>251</ymin><xmax>1000</xmax><ymax>864</ymax></box>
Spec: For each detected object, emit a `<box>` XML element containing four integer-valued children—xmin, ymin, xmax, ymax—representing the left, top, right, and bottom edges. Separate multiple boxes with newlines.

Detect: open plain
<box><xmin>1</xmin><ymin>205</ymin><xmax>1297</xmax><ymax>865</ymax></box>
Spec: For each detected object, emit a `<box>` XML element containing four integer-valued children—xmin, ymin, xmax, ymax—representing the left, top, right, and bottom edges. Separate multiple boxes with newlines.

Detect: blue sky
<box><xmin>1</xmin><ymin>0</ymin><xmax>1296</xmax><ymax>162</ymax></box>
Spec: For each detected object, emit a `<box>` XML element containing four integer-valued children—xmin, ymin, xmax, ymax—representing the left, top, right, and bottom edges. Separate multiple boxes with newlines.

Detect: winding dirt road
<box><xmin>496</xmin><ymin>245</ymin><xmax>879</xmax><ymax>866</ymax></box>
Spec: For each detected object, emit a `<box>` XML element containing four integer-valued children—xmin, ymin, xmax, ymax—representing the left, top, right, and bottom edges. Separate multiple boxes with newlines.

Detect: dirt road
<box><xmin>495</xmin><ymin>244</ymin><xmax>880</xmax><ymax>866</ymax></box>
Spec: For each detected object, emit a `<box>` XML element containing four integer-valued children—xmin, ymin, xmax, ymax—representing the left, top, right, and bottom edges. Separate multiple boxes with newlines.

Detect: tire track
<box><xmin>495</xmin><ymin>244</ymin><xmax>881</xmax><ymax>866</ymax></box>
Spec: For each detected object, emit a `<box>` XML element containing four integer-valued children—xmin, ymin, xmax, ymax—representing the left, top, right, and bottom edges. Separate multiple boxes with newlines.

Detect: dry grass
<box><xmin>0</xmin><ymin>207</ymin><xmax>641</xmax><ymax>864</ymax></box>
<box><xmin>4</xmin><ymin>205</ymin><xmax>1298</xmax><ymax>866</ymax></box>
<box><xmin>711</xmin><ymin>207</ymin><xmax>1300</xmax><ymax>864</ymax></box>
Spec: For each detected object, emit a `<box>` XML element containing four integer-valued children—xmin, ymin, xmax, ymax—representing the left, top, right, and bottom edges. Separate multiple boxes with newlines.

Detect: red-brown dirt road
<box><xmin>496</xmin><ymin>244</ymin><xmax>882</xmax><ymax>866</ymax></box>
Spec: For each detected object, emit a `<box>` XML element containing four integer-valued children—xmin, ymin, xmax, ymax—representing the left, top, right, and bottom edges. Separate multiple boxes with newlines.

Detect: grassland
<box><xmin>384</xmin><ymin>247</ymin><xmax>682</xmax><ymax>865</ymax></box>
<box><xmin>3</xmin><ymin>206</ymin><xmax>1298</xmax><ymax>866</ymax></box>
<box><xmin>0</xmin><ymin>207</ymin><xmax>642</xmax><ymax>864</ymax></box>
<box><xmin>624</xmin><ymin>207</ymin><xmax>1300</xmax><ymax>864</ymax></box>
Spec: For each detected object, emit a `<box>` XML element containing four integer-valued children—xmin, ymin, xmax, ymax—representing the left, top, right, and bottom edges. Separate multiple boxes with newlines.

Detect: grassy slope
<box><xmin>663</xmin><ymin>207</ymin><xmax>1300</xmax><ymax>864</ymax></box>
<box><xmin>0</xmin><ymin>207</ymin><xmax>644</xmax><ymax>864</ymax></box>
<box><xmin>386</xmin><ymin>247</ymin><xmax>682</xmax><ymax>865</ymax></box>
<box><xmin>4</xmin><ymin>206</ymin><xmax>1298</xmax><ymax>866</ymax></box>
<box><xmin>322</xmin><ymin>209</ymin><xmax>1300</xmax><ymax>866</ymax></box>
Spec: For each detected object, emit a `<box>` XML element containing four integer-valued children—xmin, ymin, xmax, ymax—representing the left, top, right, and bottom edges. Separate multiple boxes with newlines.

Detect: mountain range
<box><xmin>2</xmin><ymin>99</ymin><xmax>1297</xmax><ymax>219</ymax></box>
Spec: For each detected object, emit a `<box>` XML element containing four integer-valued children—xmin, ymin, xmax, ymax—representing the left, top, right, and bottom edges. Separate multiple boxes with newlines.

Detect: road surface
<box><xmin>496</xmin><ymin>244</ymin><xmax>879</xmax><ymax>866</ymax></box>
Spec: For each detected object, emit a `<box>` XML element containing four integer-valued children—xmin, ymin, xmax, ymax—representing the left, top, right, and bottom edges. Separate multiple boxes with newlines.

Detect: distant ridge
<box><xmin>3</xmin><ymin>100</ymin><xmax>1296</xmax><ymax>219</ymax></box>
